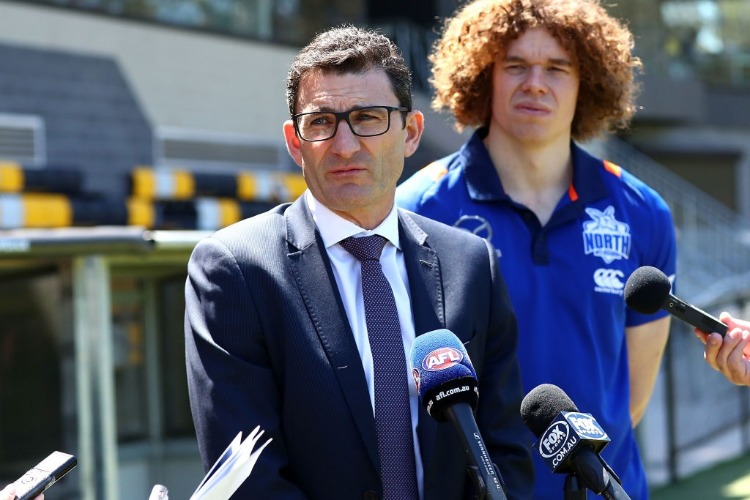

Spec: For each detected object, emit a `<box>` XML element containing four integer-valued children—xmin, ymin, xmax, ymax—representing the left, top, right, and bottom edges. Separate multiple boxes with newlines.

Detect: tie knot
<box><xmin>340</xmin><ymin>235</ymin><xmax>388</xmax><ymax>262</ymax></box>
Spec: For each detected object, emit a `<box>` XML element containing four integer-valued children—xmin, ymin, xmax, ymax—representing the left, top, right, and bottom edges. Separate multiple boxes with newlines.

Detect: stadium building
<box><xmin>0</xmin><ymin>1</ymin><xmax>748</xmax><ymax>498</ymax></box>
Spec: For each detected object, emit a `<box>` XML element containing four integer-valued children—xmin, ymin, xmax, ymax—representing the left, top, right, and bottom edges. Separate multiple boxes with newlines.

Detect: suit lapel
<box><xmin>399</xmin><ymin>210</ymin><xmax>444</xmax><ymax>335</ymax></box>
<box><xmin>284</xmin><ymin>198</ymin><xmax>380</xmax><ymax>472</ymax></box>
<box><xmin>398</xmin><ymin>209</ymin><xmax>445</xmax><ymax>474</ymax></box>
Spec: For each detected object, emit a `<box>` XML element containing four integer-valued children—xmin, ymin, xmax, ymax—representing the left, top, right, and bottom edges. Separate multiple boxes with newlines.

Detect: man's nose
<box><xmin>330</xmin><ymin>118</ymin><xmax>361</xmax><ymax>156</ymax></box>
<box><xmin>522</xmin><ymin>66</ymin><xmax>548</xmax><ymax>94</ymax></box>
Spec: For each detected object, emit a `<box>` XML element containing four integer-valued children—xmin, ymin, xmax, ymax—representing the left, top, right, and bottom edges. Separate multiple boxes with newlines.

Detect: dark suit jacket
<box><xmin>185</xmin><ymin>197</ymin><xmax>533</xmax><ymax>499</ymax></box>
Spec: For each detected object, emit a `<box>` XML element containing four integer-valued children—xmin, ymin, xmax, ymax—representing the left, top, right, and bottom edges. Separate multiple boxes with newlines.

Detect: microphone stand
<box><xmin>564</xmin><ymin>474</ymin><xmax>588</xmax><ymax>500</ymax></box>
<box><xmin>466</xmin><ymin>464</ymin><xmax>509</xmax><ymax>500</ymax></box>
<box><xmin>571</xmin><ymin>448</ymin><xmax>631</xmax><ymax>500</ymax></box>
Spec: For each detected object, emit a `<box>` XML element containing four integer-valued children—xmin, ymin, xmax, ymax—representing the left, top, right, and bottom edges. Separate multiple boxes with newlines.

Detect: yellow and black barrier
<box><xmin>0</xmin><ymin>193</ymin><xmax>73</xmax><ymax>228</ymax></box>
<box><xmin>0</xmin><ymin>161</ymin><xmax>83</xmax><ymax>194</ymax></box>
<box><xmin>0</xmin><ymin>193</ymin><xmax>276</xmax><ymax>230</ymax></box>
<box><xmin>124</xmin><ymin>197</ymin><xmax>276</xmax><ymax>230</ymax></box>
<box><xmin>0</xmin><ymin>165</ymin><xmax>305</xmax><ymax>229</ymax></box>
<box><xmin>130</xmin><ymin>167</ymin><xmax>306</xmax><ymax>202</ymax></box>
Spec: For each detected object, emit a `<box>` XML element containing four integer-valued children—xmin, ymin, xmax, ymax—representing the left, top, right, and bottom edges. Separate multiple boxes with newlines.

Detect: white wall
<box><xmin>0</xmin><ymin>2</ymin><xmax>296</xmax><ymax>141</ymax></box>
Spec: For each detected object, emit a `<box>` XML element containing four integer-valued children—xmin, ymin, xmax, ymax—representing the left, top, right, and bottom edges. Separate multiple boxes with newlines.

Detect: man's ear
<box><xmin>283</xmin><ymin>120</ymin><xmax>303</xmax><ymax>168</ymax></box>
<box><xmin>403</xmin><ymin>110</ymin><xmax>425</xmax><ymax>159</ymax></box>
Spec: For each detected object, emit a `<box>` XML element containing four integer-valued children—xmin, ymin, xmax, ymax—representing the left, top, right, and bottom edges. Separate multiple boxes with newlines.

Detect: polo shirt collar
<box><xmin>461</xmin><ymin>127</ymin><xmax>611</xmax><ymax>205</ymax></box>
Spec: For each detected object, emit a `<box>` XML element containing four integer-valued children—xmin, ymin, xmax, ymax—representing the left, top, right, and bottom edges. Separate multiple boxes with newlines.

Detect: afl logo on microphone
<box><xmin>422</xmin><ymin>347</ymin><xmax>464</xmax><ymax>371</ymax></box>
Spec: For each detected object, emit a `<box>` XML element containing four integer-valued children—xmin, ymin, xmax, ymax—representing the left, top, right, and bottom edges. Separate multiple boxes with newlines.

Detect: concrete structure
<box><xmin>0</xmin><ymin>1</ymin><xmax>749</xmax><ymax>498</ymax></box>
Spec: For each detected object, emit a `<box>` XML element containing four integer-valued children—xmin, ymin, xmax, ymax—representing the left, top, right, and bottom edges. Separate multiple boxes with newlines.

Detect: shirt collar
<box><xmin>461</xmin><ymin>128</ymin><xmax>610</xmax><ymax>204</ymax></box>
<box><xmin>305</xmin><ymin>190</ymin><xmax>401</xmax><ymax>250</ymax></box>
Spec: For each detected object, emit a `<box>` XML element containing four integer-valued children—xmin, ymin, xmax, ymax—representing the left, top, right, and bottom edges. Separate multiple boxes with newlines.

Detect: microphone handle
<box><xmin>571</xmin><ymin>447</ymin><xmax>631</xmax><ymax>500</ymax></box>
<box><xmin>600</xmin><ymin>479</ymin><xmax>631</xmax><ymax>500</ymax></box>
<box><xmin>563</xmin><ymin>474</ymin><xmax>588</xmax><ymax>500</ymax></box>
<box><xmin>664</xmin><ymin>293</ymin><xmax>728</xmax><ymax>335</ymax></box>
<box><xmin>444</xmin><ymin>403</ymin><xmax>507</xmax><ymax>500</ymax></box>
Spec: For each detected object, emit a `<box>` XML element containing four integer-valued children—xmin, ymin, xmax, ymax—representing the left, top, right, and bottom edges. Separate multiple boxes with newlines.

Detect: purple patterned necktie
<box><xmin>340</xmin><ymin>235</ymin><xmax>419</xmax><ymax>500</ymax></box>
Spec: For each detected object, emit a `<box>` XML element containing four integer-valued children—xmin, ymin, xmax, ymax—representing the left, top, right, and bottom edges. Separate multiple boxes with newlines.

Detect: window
<box><xmin>155</xmin><ymin>127</ymin><xmax>289</xmax><ymax>173</ymax></box>
<box><xmin>0</xmin><ymin>114</ymin><xmax>46</xmax><ymax>166</ymax></box>
<box><xmin>112</xmin><ymin>277</ymin><xmax>149</xmax><ymax>441</ymax></box>
<box><xmin>25</xmin><ymin>0</ymin><xmax>365</xmax><ymax>46</ymax></box>
<box><xmin>618</xmin><ymin>0</ymin><xmax>750</xmax><ymax>87</ymax></box>
<box><xmin>109</xmin><ymin>270</ymin><xmax>194</xmax><ymax>442</ymax></box>
<box><xmin>0</xmin><ymin>269</ymin><xmax>64</xmax><ymax>477</ymax></box>
<box><xmin>158</xmin><ymin>277</ymin><xmax>193</xmax><ymax>437</ymax></box>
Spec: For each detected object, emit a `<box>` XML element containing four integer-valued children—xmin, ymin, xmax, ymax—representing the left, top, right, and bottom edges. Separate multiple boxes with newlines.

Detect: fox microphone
<box><xmin>410</xmin><ymin>329</ymin><xmax>507</xmax><ymax>500</ymax></box>
<box><xmin>624</xmin><ymin>266</ymin><xmax>727</xmax><ymax>335</ymax></box>
<box><xmin>521</xmin><ymin>384</ymin><xmax>630</xmax><ymax>500</ymax></box>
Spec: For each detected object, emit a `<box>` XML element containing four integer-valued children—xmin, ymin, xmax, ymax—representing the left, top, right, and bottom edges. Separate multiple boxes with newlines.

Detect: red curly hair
<box><xmin>430</xmin><ymin>0</ymin><xmax>641</xmax><ymax>141</ymax></box>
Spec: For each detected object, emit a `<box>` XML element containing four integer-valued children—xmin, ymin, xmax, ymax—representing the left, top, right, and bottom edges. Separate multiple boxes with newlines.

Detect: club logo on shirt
<box><xmin>453</xmin><ymin>215</ymin><xmax>493</xmax><ymax>240</ymax></box>
<box><xmin>582</xmin><ymin>206</ymin><xmax>631</xmax><ymax>263</ymax></box>
<box><xmin>453</xmin><ymin>215</ymin><xmax>501</xmax><ymax>257</ymax></box>
<box><xmin>593</xmin><ymin>268</ymin><xmax>625</xmax><ymax>295</ymax></box>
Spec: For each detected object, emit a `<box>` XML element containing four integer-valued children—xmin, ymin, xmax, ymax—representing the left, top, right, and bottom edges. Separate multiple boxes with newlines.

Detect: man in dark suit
<box><xmin>185</xmin><ymin>25</ymin><xmax>533</xmax><ymax>499</ymax></box>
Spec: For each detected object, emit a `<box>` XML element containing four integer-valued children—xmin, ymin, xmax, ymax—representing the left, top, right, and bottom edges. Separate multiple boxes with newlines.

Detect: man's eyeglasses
<box><xmin>292</xmin><ymin>106</ymin><xmax>409</xmax><ymax>142</ymax></box>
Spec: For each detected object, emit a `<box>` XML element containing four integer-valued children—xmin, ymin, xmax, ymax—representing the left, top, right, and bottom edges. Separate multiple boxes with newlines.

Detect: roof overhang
<box><xmin>0</xmin><ymin>226</ymin><xmax>209</xmax><ymax>260</ymax></box>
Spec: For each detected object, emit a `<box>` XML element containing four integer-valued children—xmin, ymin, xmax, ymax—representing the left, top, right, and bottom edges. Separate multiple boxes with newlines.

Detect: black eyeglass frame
<box><xmin>291</xmin><ymin>105</ymin><xmax>410</xmax><ymax>142</ymax></box>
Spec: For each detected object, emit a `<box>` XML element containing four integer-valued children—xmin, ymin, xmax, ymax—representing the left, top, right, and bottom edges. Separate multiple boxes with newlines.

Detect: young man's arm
<box><xmin>627</xmin><ymin>316</ymin><xmax>671</xmax><ymax>426</ymax></box>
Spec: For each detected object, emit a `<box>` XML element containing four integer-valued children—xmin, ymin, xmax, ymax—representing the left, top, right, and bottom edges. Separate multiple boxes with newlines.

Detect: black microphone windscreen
<box><xmin>624</xmin><ymin>266</ymin><xmax>672</xmax><ymax>314</ymax></box>
<box><xmin>520</xmin><ymin>384</ymin><xmax>578</xmax><ymax>437</ymax></box>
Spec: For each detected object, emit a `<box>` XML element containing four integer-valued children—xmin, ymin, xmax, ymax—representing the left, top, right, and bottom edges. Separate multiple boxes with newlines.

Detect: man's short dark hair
<box><xmin>286</xmin><ymin>25</ymin><xmax>413</xmax><ymax>115</ymax></box>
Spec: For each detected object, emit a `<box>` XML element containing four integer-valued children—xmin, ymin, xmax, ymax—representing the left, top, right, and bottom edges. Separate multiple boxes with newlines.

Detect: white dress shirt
<box><xmin>305</xmin><ymin>190</ymin><xmax>424</xmax><ymax>498</ymax></box>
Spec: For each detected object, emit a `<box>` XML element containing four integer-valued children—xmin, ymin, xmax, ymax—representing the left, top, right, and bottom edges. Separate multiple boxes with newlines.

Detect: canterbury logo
<box><xmin>593</xmin><ymin>269</ymin><xmax>625</xmax><ymax>291</ymax></box>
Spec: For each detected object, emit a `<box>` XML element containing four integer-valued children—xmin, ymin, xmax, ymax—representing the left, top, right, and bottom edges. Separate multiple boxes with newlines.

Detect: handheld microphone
<box><xmin>148</xmin><ymin>484</ymin><xmax>169</xmax><ymax>500</ymax></box>
<box><xmin>410</xmin><ymin>329</ymin><xmax>507</xmax><ymax>500</ymax></box>
<box><xmin>521</xmin><ymin>384</ymin><xmax>631</xmax><ymax>500</ymax></box>
<box><xmin>624</xmin><ymin>266</ymin><xmax>727</xmax><ymax>336</ymax></box>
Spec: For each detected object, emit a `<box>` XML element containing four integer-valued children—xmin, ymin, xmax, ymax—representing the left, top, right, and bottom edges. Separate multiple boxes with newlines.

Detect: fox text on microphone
<box><xmin>537</xmin><ymin>410</ymin><xmax>610</xmax><ymax>472</ymax></box>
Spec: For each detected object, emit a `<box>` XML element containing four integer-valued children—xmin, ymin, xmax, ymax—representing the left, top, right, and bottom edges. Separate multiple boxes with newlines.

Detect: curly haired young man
<box><xmin>398</xmin><ymin>1</ymin><xmax>677</xmax><ymax>498</ymax></box>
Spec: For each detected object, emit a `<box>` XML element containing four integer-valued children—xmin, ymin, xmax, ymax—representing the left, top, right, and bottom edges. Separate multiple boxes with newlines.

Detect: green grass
<box><xmin>651</xmin><ymin>453</ymin><xmax>750</xmax><ymax>500</ymax></box>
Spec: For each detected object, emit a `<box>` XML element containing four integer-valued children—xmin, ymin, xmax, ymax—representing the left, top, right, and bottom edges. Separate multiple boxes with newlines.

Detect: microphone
<box><xmin>520</xmin><ymin>384</ymin><xmax>630</xmax><ymax>500</ymax></box>
<box><xmin>148</xmin><ymin>484</ymin><xmax>169</xmax><ymax>500</ymax></box>
<box><xmin>624</xmin><ymin>266</ymin><xmax>727</xmax><ymax>336</ymax></box>
<box><xmin>410</xmin><ymin>329</ymin><xmax>507</xmax><ymax>500</ymax></box>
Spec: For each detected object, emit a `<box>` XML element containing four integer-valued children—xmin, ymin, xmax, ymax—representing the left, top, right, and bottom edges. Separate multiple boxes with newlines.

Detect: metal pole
<box><xmin>73</xmin><ymin>256</ymin><xmax>96</xmax><ymax>500</ymax></box>
<box><xmin>75</xmin><ymin>256</ymin><xmax>119</xmax><ymax>500</ymax></box>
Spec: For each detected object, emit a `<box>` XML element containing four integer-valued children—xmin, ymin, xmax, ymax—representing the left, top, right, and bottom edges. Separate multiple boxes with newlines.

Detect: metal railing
<box><xmin>585</xmin><ymin>137</ymin><xmax>750</xmax><ymax>486</ymax></box>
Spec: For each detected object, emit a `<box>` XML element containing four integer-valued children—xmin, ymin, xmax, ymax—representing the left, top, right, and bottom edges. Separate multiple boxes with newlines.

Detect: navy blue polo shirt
<box><xmin>397</xmin><ymin>128</ymin><xmax>676</xmax><ymax>500</ymax></box>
